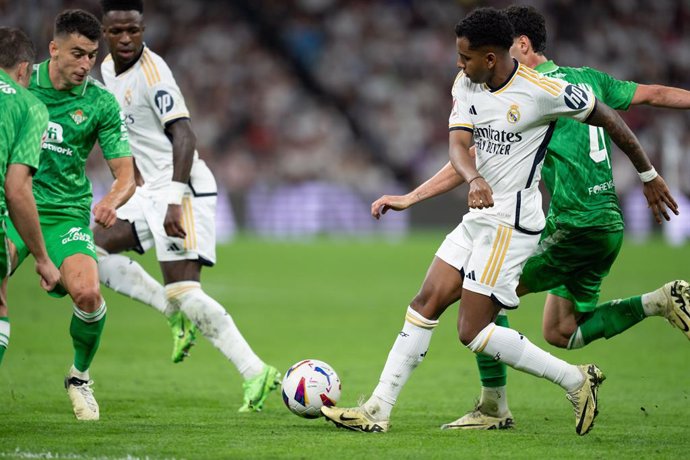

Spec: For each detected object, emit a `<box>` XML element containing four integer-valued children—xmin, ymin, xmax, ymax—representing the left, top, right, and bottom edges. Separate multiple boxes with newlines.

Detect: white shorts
<box><xmin>435</xmin><ymin>212</ymin><xmax>540</xmax><ymax>308</ymax></box>
<box><xmin>117</xmin><ymin>187</ymin><xmax>217</xmax><ymax>266</ymax></box>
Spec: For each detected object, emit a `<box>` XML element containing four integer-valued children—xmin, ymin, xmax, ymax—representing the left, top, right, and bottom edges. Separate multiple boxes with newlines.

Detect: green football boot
<box><xmin>238</xmin><ymin>365</ymin><xmax>281</xmax><ymax>412</ymax></box>
<box><xmin>168</xmin><ymin>311</ymin><xmax>197</xmax><ymax>363</ymax></box>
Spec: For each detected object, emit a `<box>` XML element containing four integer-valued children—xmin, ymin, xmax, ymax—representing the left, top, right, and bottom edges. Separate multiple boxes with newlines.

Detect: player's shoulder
<box><xmin>139</xmin><ymin>46</ymin><xmax>175</xmax><ymax>84</ymax></box>
<box><xmin>516</xmin><ymin>63</ymin><xmax>566</xmax><ymax>96</ymax></box>
<box><xmin>100</xmin><ymin>53</ymin><xmax>115</xmax><ymax>77</ymax></box>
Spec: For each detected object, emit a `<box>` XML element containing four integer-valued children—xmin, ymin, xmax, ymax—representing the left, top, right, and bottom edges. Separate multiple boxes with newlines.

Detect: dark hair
<box><xmin>504</xmin><ymin>5</ymin><xmax>547</xmax><ymax>53</ymax></box>
<box><xmin>0</xmin><ymin>27</ymin><xmax>35</xmax><ymax>69</ymax></box>
<box><xmin>101</xmin><ymin>0</ymin><xmax>144</xmax><ymax>14</ymax></box>
<box><xmin>455</xmin><ymin>7</ymin><xmax>514</xmax><ymax>51</ymax></box>
<box><xmin>54</xmin><ymin>9</ymin><xmax>102</xmax><ymax>42</ymax></box>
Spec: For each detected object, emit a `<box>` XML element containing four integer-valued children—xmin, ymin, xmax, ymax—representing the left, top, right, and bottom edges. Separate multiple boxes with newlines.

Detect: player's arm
<box><xmin>93</xmin><ymin>157</ymin><xmax>135</xmax><ymax>228</ymax></box>
<box><xmin>449</xmin><ymin>129</ymin><xmax>492</xmax><ymax>209</ymax></box>
<box><xmin>585</xmin><ymin>100</ymin><xmax>678</xmax><ymax>223</ymax></box>
<box><xmin>5</xmin><ymin>164</ymin><xmax>60</xmax><ymax>291</ymax></box>
<box><xmin>163</xmin><ymin>118</ymin><xmax>196</xmax><ymax>239</ymax></box>
<box><xmin>631</xmin><ymin>84</ymin><xmax>690</xmax><ymax>108</ymax></box>
<box><xmin>372</xmin><ymin>161</ymin><xmax>465</xmax><ymax>219</ymax></box>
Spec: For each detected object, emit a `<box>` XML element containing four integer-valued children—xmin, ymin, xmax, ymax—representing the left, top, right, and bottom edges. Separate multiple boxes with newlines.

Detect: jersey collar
<box><xmin>36</xmin><ymin>59</ymin><xmax>88</xmax><ymax>96</ymax></box>
<box><xmin>484</xmin><ymin>59</ymin><xmax>519</xmax><ymax>93</ymax></box>
<box><xmin>534</xmin><ymin>60</ymin><xmax>559</xmax><ymax>75</ymax></box>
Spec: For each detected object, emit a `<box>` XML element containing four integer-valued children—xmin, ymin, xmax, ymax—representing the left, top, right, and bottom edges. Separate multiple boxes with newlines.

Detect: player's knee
<box><xmin>457</xmin><ymin>322</ymin><xmax>479</xmax><ymax>346</ymax></box>
<box><xmin>71</xmin><ymin>285</ymin><xmax>102</xmax><ymax>311</ymax></box>
<box><xmin>543</xmin><ymin>327</ymin><xmax>569</xmax><ymax>348</ymax></box>
<box><xmin>410</xmin><ymin>288</ymin><xmax>445</xmax><ymax>320</ymax></box>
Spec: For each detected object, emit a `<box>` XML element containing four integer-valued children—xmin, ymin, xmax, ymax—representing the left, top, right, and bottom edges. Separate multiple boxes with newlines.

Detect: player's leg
<box><xmin>445</xmin><ymin>218</ymin><xmax>571</xmax><ymax>431</ymax></box>
<box><xmin>555</xmin><ymin>280</ymin><xmax>690</xmax><ymax>349</ymax></box>
<box><xmin>93</xmin><ymin>201</ymin><xmax>169</xmax><ymax>317</ymax></box>
<box><xmin>458</xmin><ymin>221</ymin><xmax>603</xmax><ymax>436</ymax></box>
<box><xmin>0</xmin><ymin>235</ymin><xmax>11</xmax><ymax>365</ymax></box>
<box><xmin>160</xmin><ymin>259</ymin><xmax>280</xmax><ymax>411</ymax></box>
<box><xmin>322</xmin><ymin>251</ymin><xmax>463</xmax><ymax>432</ymax></box>
<box><xmin>61</xmin><ymin>253</ymin><xmax>105</xmax><ymax>421</ymax></box>
<box><xmin>443</xmin><ymin>310</ymin><xmax>513</xmax><ymax>430</ymax></box>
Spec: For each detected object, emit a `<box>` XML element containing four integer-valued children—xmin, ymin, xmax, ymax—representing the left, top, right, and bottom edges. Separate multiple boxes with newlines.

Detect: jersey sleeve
<box><xmin>540</xmin><ymin>75</ymin><xmax>596</xmax><ymax>122</ymax></box>
<box><xmin>589</xmin><ymin>67</ymin><xmax>637</xmax><ymax>111</ymax></box>
<box><xmin>448</xmin><ymin>72</ymin><xmax>473</xmax><ymax>133</ymax></box>
<box><xmin>10</xmin><ymin>99</ymin><xmax>48</xmax><ymax>170</ymax></box>
<box><xmin>97</xmin><ymin>91</ymin><xmax>131</xmax><ymax>160</ymax></box>
<box><xmin>145</xmin><ymin>57</ymin><xmax>190</xmax><ymax>128</ymax></box>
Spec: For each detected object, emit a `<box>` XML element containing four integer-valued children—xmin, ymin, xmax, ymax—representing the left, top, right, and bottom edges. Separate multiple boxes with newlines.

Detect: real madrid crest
<box><xmin>507</xmin><ymin>104</ymin><xmax>520</xmax><ymax>124</ymax></box>
<box><xmin>70</xmin><ymin>109</ymin><xmax>87</xmax><ymax>125</ymax></box>
<box><xmin>124</xmin><ymin>88</ymin><xmax>133</xmax><ymax>106</ymax></box>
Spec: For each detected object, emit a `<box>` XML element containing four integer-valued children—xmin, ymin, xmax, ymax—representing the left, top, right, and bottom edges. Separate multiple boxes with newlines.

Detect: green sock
<box><xmin>70</xmin><ymin>303</ymin><xmax>107</xmax><ymax>372</ymax></box>
<box><xmin>0</xmin><ymin>317</ymin><xmax>9</xmax><ymax>365</ymax></box>
<box><xmin>475</xmin><ymin>314</ymin><xmax>509</xmax><ymax>387</ymax></box>
<box><xmin>571</xmin><ymin>296</ymin><xmax>644</xmax><ymax>348</ymax></box>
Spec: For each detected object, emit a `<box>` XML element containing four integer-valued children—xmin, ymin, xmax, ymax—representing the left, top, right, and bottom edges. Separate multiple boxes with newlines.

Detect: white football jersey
<box><xmin>101</xmin><ymin>46</ymin><xmax>201</xmax><ymax>194</ymax></box>
<box><xmin>449</xmin><ymin>62</ymin><xmax>595</xmax><ymax>233</ymax></box>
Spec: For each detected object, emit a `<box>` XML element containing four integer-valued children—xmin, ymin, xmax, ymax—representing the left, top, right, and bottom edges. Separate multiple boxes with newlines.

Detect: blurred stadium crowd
<box><xmin>3</xmin><ymin>0</ymin><xmax>690</xmax><ymax>242</ymax></box>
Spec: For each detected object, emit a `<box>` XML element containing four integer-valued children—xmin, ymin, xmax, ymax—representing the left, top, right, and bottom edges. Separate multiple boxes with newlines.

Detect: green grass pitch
<box><xmin>1</xmin><ymin>234</ymin><xmax>688</xmax><ymax>459</ymax></box>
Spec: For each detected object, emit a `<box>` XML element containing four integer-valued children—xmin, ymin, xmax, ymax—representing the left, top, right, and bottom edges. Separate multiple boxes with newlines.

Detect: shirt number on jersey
<box><xmin>588</xmin><ymin>125</ymin><xmax>610</xmax><ymax>168</ymax></box>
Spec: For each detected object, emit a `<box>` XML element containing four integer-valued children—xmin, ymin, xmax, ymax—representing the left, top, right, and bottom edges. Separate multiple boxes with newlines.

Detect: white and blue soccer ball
<box><xmin>282</xmin><ymin>359</ymin><xmax>341</xmax><ymax>418</ymax></box>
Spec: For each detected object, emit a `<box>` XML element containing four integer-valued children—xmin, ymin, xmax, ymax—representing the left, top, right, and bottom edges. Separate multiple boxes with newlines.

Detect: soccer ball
<box><xmin>281</xmin><ymin>359</ymin><xmax>341</xmax><ymax>418</ymax></box>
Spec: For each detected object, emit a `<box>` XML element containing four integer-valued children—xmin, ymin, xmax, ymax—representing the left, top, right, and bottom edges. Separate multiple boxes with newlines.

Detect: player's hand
<box><xmin>164</xmin><ymin>204</ymin><xmax>187</xmax><ymax>238</ymax></box>
<box><xmin>468</xmin><ymin>177</ymin><xmax>494</xmax><ymax>209</ymax></box>
<box><xmin>35</xmin><ymin>258</ymin><xmax>61</xmax><ymax>292</ymax></box>
<box><xmin>93</xmin><ymin>200</ymin><xmax>118</xmax><ymax>228</ymax></box>
<box><xmin>642</xmin><ymin>175</ymin><xmax>679</xmax><ymax>224</ymax></box>
<box><xmin>371</xmin><ymin>195</ymin><xmax>413</xmax><ymax>219</ymax></box>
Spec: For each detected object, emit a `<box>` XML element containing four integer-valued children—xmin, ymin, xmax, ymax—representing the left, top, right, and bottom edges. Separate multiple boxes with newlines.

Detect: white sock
<box><xmin>69</xmin><ymin>364</ymin><xmax>90</xmax><ymax>381</ymax></box>
<box><xmin>641</xmin><ymin>291</ymin><xmax>664</xmax><ymax>316</ymax></box>
<box><xmin>97</xmin><ymin>250</ymin><xmax>170</xmax><ymax>316</ymax></box>
<box><xmin>166</xmin><ymin>281</ymin><xmax>265</xmax><ymax>379</ymax></box>
<box><xmin>0</xmin><ymin>318</ymin><xmax>9</xmax><ymax>350</ymax></box>
<box><xmin>479</xmin><ymin>385</ymin><xmax>509</xmax><ymax>416</ymax></box>
<box><xmin>366</xmin><ymin>307</ymin><xmax>438</xmax><ymax>420</ymax></box>
<box><xmin>468</xmin><ymin>324</ymin><xmax>583</xmax><ymax>392</ymax></box>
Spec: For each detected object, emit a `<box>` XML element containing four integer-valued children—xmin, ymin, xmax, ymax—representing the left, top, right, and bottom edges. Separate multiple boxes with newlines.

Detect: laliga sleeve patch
<box><xmin>154</xmin><ymin>90</ymin><xmax>174</xmax><ymax>115</ymax></box>
<box><xmin>563</xmin><ymin>84</ymin><xmax>589</xmax><ymax>110</ymax></box>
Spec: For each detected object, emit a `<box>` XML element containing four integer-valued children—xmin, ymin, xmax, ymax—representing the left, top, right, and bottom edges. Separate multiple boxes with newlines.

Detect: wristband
<box><xmin>468</xmin><ymin>175</ymin><xmax>483</xmax><ymax>185</ymax></box>
<box><xmin>167</xmin><ymin>181</ymin><xmax>187</xmax><ymax>205</ymax></box>
<box><xmin>638</xmin><ymin>167</ymin><xmax>658</xmax><ymax>183</ymax></box>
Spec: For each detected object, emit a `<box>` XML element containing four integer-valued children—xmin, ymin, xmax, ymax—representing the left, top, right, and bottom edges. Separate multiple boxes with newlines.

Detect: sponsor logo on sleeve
<box><xmin>564</xmin><ymin>84</ymin><xmax>589</xmax><ymax>110</ymax></box>
<box><xmin>154</xmin><ymin>90</ymin><xmax>174</xmax><ymax>115</ymax></box>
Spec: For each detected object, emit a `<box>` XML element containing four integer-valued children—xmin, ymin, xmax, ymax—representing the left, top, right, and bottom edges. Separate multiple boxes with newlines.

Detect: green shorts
<box><xmin>519</xmin><ymin>216</ymin><xmax>624</xmax><ymax>312</ymax></box>
<box><xmin>6</xmin><ymin>216</ymin><xmax>97</xmax><ymax>298</ymax></box>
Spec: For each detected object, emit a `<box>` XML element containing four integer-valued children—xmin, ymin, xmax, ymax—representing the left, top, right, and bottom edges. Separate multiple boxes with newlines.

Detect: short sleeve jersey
<box><xmin>29</xmin><ymin>60</ymin><xmax>131</xmax><ymax>222</ymax></box>
<box><xmin>535</xmin><ymin>60</ymin><xmax>637</xmax><ymax>229</ymax></box>
<box><xmin>0</xmin><ymin>69</ymin><xmax>47</xmax><ymax>215</ymax></box>
<box><xmin>449</xmin><ymin>61</ymin><xmax>596</xmax><ymax>233</ymax></box>
<box><xmin>101</xmin><ymin>46</ymin><xmax>199</xmax><ymax>195</ymax></box>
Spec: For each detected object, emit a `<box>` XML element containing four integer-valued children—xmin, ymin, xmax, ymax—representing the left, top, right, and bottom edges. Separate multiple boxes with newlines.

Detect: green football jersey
<box><xmin>29</xmin><ymin>60</ymin><xmax>130</xmax><ymax>222</ymax></box>
<box><xmin>535</xmin><ymin>60</ymin><xmax>637</xmax><ymax>229</ymax></box>
<box><xmin>0</xmin><ymin>69</ymin><xmax>47</xmax><ymax>216</ymax></box>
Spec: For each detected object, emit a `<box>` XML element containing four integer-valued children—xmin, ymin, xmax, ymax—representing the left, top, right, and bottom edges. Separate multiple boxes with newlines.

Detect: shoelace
<box><xmin>74</xmin><ymin>381</ymin><xmax>98</xmax><ymax>411</ymax></box>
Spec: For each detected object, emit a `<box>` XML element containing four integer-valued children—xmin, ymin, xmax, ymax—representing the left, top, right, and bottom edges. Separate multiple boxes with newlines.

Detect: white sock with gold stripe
<box><xmin>365</xmin><ymin>307</ymin><xmax>438</xmax><ymax>420</ymax></box>
<box><xmin>165</xmin><ymin>281</ymin><xmax>265</xmax><ymax>379</ymax></box>
<box><xmin>468</xmin><ymin>324</ymin><xmax>583</xmax><ymax>392</ymax></box>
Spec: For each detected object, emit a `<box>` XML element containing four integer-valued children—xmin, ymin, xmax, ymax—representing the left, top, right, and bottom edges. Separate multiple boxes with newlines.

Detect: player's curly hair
<box><xmin>54</xmin><ymin>9</ymin><xmax>101</xmax><ymax>42</ymax></box>
<box><xmin>0</xmin><ymin>27</ymin><xmax>35</xmax><ymax>69</ymax></box>
<box><xmin>504</xmin><ymin>5</ymin><xmax>547</xmax><ymax>54</ymax></box>
<box><xmin>101</xmin><ymin>0</ymin><xmax>144</xmax><ymax>14</ymax></box>
<box><xmin>455</xmin><ymin>7</ymin><xmax>514</xmax><ymax>51</ymax></box>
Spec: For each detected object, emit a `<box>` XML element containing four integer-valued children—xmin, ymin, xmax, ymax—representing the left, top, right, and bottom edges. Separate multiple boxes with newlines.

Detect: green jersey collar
<box><xmin>534</xmin><ymin>60</ymin><xmax>559</xmax><ymax>75</ymax></box>
<box><xmin>36</xmin><ymin>59</ymin><xmax>88</xmax><ymax>96</ymax></box>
